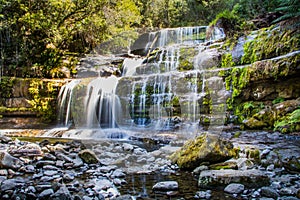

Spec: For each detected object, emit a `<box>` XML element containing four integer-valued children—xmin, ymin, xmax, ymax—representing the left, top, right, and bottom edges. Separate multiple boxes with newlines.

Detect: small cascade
<box><xmin>57</xmin><ymin>79</ymin><xmax>81</xmax><ymax>126</ymax></box>
<box><xmin>122</xmin><ymin>58</ymin><xmax>145</xmax><ymax>77</ymax></box>
<box><xmin>84</xmin><ymin>76</ymin><xmax>121</xmax><ymax>128</ymax></box>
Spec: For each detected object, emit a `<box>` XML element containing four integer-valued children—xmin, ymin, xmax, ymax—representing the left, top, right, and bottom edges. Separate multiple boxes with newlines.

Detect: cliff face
<box><xmin>216</xmin><ymin>24</ymin><xmax>300</xmax><ymax>133</ymax></box>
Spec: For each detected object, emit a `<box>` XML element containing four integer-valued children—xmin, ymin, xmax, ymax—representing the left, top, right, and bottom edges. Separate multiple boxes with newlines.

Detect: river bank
<box><xmin>0</xmin><ymin>129</ymin><xmax>299</xmax><ymax>199</ymax></box>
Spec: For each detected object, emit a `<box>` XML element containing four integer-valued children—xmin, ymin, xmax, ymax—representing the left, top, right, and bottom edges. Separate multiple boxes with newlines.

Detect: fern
<box><xmin>273</xmin><ymin>0</ymin><xmax>300</xmax><ymax>23</ymax></box>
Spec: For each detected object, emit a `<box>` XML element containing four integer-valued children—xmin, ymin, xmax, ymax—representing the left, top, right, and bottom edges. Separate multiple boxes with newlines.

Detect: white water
<box><xmin>56</xmin><ymin>26</ymin><xmax>227</xmax><ymax>137</ymax></box>
<box><xmin>122</xmin><ymin>58</ymin><xmax>145</xmax><ymax>76</ymax></box>
<box><xmin>57</xmin><ymin>79</ymin><xmax>81</xmax><ymax>126</ymax></box>
<box><xmin>84</xmin><ymin>76</ymin><xmax>121</xmax><ymax>128</ymax></box>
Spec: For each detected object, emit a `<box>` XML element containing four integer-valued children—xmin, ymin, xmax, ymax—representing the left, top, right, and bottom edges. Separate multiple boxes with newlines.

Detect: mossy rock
<box><xmin>78</xmin><ymin>149</ymin><xmax>99</xmax><ymax>164</ymax></box>
<box><xmin>170</xmin><ymin>133</ymin><xmax>237</xmax><ymax>170</ymax></box>
<box><xmin>209</xmin><ymin>161</ymin><xmax>238</xmax><ymax>170</ymax></box>
<box><xmin>243</xmin><ymin>99</ymin><xmax>300</xmax><ymax>131</ymax></box>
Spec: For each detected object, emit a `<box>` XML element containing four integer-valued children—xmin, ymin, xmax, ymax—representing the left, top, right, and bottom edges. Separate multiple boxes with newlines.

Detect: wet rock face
<box><xmin>170</xmin><ymin>133</ymin><xmax>237</xmax><ymax>170</ymax></box>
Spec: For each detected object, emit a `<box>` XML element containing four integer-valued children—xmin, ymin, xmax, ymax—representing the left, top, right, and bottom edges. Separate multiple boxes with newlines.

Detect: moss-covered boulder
<box><xmin>243</xmin><ymin>99</ymin><xmax>300</xmax><ymax>132</ymax></box>
<box><xmin>78</xmin><ymin>149</ymin><xmax>99</xmax><ymax>164</ymax></box>
<box><xmin>170</xmin><ymin>133</ymin><xmax>237</xmax><ymax>170</ymax></box>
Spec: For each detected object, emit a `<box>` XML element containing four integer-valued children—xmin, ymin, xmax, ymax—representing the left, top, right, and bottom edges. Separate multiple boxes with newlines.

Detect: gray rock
<box><xmin>224</xmin><ymin>183</ymin><xmax>245</xmax><ymax>194</ymax></box>
<box><xmin>198</xmin><ymin>169</ymin><xmax>269</xmax><ymax>188</ymax></box>
<box><xmin>25</xmin><ymin>186</ymin><xmax>36</xmax><ymax>193</ymax></box>
<box><xmin>63</xmin><ymin>173</ymin><xmax>75</xmax><ymax>182</ymax></box>
<box><xmin>0</xmin><ymin>169</ymin><xmax>8</xmax><ymax>176</ymax></box>
<box><xmin>195</xmin><ymin>190</ymin><xmax>211</xmax><ymax>199</ymax></box>
<box><xmin>44</xmin><ymin>170</ymin><xmax>58</xmax><ymax>176</ymax></box>
<box><xmin>1</xmin><ymin>179</ymin><xmax>24</xmax><ymax>191</ymax></box>
<box><xmin>113</xmin><ymin>194</ymin><xmax>132</xmax><ymax>200</ymax></box>
<box><xmin>38</xmin><ymin>188</ymin><xmax>54</xmax><ymax>199</ymax></box>
<box><xmin>43</xmin><ymin>153</ymin><xmax>57</xmax><ymax>161</ymax></box>
<box><xmin>279</xmin><ymin>197</ymin><xmax>300</xmax><ymax>200</ymax></box>
<box><xmin>153</xmin><ymin>181</ymin><xmax>178</xmax><ymax>191</ymax></box>
<box><xmin>236</xmin><ymin>158</ymin><xmax>254</xmax><ymax>170</ymax></box>
<box><xmin>40</xmin><ymin>175</ymin><xmax>55</xmax><ymax>182</ymax></box>
<box><xmin>193</xmin><ymin>165</ymin><xmax>209</xmax><ymax>175</ymax></box>
<box><xmin>36</xmin><ymin>160</ymin><xmax>56</xmax><ymax>168</ymax></box>
<box><xmin>43</xmin><ymin>165</ymin><xmax>59</xmax><ymax>170</ymax></box>
<box><xmin>0</xmin><ymin>151</ymin><xmax>23</xmax><ymax>169</ymax></box>
<box><xmin>279</xmin><ymin>187</ymin><xmax>297</xmax><ymax>196</ymax></box>
<box><xmin>122</xmin><ymin>143</ymin><xmax>134</xmax><ymax>152</ymax></box>
<box><xmin>111</xmin><ymin>169</ymin><xmax>126</xmax><ymax>178</ymax></box>
<box><xmin>51</xmin><ymin>186</ymin><xmax>72</xmax><ymax>200</ymax></box>
<box><xmin>260</xmin><ymin>187</ymin><xmax>280</xmax><ymax>198</ymax></box>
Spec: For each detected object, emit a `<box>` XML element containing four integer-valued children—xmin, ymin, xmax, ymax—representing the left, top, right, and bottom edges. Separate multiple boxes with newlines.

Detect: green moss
<box><xmin>221</xmin><ymin>53</ymin><xmax>234</xmax><ymax>68</ymax></box>
<box><xmin>246</xmin><ymin>148</ymin><xmax>260</xmax><ymax>161</ymax></box>
<box><xmin>233</xmin><ymin>131</ymin><xmax>241</xmax><ymax>138</ymax></box>
<box><xmin>274</xmin><ymin>108</ymin><xmax>300</xmax><ymax>133</ymax></box>
<box><xmin>27</xmin><ymin>79</ymin><xmax>62</xmax><ymax>122</ymax></box>
<box><xmin>272</xmin><ymin>97</ymin><xmax>285</xmax><ymax>105</ymax></box>
<box><xmin>0</xmin><ymin>107</ymin><xmax>33</xmax><ymax>113</ymax></box>
<box><xmin>0</xmin><ymin>77</ymin><xmax>16</xmax><ymax>99</ymax></box>
<box><xmin>241</xmin><ymin>27</ymin><xmax>300</xmax><ymax>64</ymax></box>
<box><xmin>178</xmin><ymin>47</ymin><xmax>197</xmax><ymax>71</ymax></box>
<box><xmin>209</xmin><ymin>10</ymin><xmax>243</xmax><ymax>38</ymax></box>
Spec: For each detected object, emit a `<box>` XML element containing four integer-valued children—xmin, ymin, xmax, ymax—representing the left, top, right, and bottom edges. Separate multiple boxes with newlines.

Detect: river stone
<box><xmin>260</xmin><ymin>187</ymin><xmax>280</xmax><ymax>198</ymax></box>
<box><xmin>39</xmin><ymin>188</ymin><xmax>54</xmax><ymax>199</ymax></box>
<box><xmin>152</xmin><ymin>181</ymin><xmax>178</xmax><ymax>191</ymax></box>
<box><xmin>50</xmin><ymin>185</ymin><xmax>72</xmax><ymax>200</ymax></box>
<box><xmin>0</xmin><ymin>151</ymin><xmax>23</xmax><ymax>169</ymax></box>
<box><xmin>78</xmin><ymin>149</ymin><xmax>99</xmax><ymax>164</ymax></box>
<box><xmin>8</xmin><ymin>142</ymin><xmax>43</xmax><ymax>157</ymax></box>
<box><xmin>1</xmin><ymin>179</ymin><xmax>25</xmax><ymax>191</ymax></box>
<box><xmin>224</xmin><ymin>183</ymin><xmax>245</xmax><ymax>194</ymax></box>
<box><xmin>170</xmin><ymin>133</ymin><xmax>236</xmax><ymax>169</ymax></box>
<box><xmin>198</xmin><ymin>169</ymin><xmax>269</xmax><ymax>188</ymax></box>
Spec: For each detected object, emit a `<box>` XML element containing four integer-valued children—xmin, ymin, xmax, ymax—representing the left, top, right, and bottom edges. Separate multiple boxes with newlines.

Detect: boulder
<box><xmin>170</xmin><ymin>133</ymin><xmax>237</xmax><ymax>170</ymax></box>
<box><xmin>198</xmin><ymin>169</ymin><xmax>269</xmax><ymax>188</ymax></box>
<box><xmin>78</xmin><ymin>149</ymin><xmax>99</xmax><ymax>164</ymax></box>
<box><xmin>8</xmin><ymin>143</ymin><xmax>43</xmax><ymax>157</ymax></box>
<box><xmin>224</xmin><ymin>183</ymin><xmax>245</xmax><ymax>194</ymax></box>
<box><xmin>0</xmin><ymin>151</ymin><xmax>23</xmax><ymax>169</ymax></box>
<box><xmin>152</xmin><ymin>181</ymin><xmax>178</xmax><ymax>191</ymax></box>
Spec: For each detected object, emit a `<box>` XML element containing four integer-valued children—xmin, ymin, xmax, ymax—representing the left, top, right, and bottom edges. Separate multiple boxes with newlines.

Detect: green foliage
<box><xmin>209</xmin><ymin>9</ymin><xmax>243</xmax><ymax>37</ymax></box>
<box><xmin>273</xmin><ymin>0</ymin><xmax>300</xmax><ymax>26</ymax></box>
<box><xmin>272</xmin><ymin>97</ymin><xmax>285</xmax><ymax>104</ymax></box>
<box><xmin>221</xmin><ymin>53</ymin><xmax>234</xmax><ymax>68</ymax></box>
<box><xmin>27</xmin><ymin>79</ymin><xmax>60</xmax><ymax>122</ymax></box>
<box><xmin>274</xmin><ymin>108</ymin><xmax>300</xmax><ymax>133</ymax></box>
<box><xmin>0</xmin><ymin>77</ymin><xmax>15</xmax><ymax>98</ymax></box>
<box><xmin>0</xmin><ymin>0</ymin><xmax>141</xmax><ymax>78</ymax></box>
<box><xmin>232</xmin><ymin>0</ymin><xmax>278</xmax><ymax>20</ymax></box>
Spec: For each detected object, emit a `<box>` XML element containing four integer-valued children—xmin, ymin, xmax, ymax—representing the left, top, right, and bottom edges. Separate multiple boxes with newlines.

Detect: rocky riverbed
<box><xmin>0</xmin><ymin>129</ymin><xmax>299</xmax><ymax>200</ymax></box>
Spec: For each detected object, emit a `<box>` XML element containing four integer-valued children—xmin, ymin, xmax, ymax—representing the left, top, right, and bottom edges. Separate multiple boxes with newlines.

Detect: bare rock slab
<box><xmin>198</xmin><ymin>169</ymin><xmax>269</xmax><ymax>188</ymax></box>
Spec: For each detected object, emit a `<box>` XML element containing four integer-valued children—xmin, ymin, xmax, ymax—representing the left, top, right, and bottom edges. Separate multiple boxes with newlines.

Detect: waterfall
<box><xmin>84</xmin><ymin>76</ymin><xmax>121</xmax><ymax>128</ymax></box>
<box><xmin>57</xmin><ymin>79</ymin><xmax>81</xmax><ymax>126</ymax></box>
<box><xmin>56</xmin><ymin>25</ymin><xmax>228</xmax><ymax>136</ymax></box>
<box><xmin>122</xmin><ymin>58</ymin><xmax>145</xmax><ymax>77</ymax></box>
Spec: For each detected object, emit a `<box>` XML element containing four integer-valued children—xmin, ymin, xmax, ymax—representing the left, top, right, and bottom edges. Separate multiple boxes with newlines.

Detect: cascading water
<box><xmin>57</xmin><ymin>25</ymin><xmax>226</xmax><ymax>137</ymax></box>
<box><xmin>57</xmin><ymin>79</ymin><xmax>81</xmax><ymax>126</ymax></box>
<box><xmin>84</xmin><ymin>76</ymin><xmax>121</xmax><ymax>128</ymax></box>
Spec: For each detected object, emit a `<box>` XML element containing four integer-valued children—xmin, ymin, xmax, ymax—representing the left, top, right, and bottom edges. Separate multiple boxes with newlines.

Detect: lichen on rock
<box><xmin>169</xmin><ymin>133</ymin><xmax>237</xmax><ymax>170</ymax></box>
